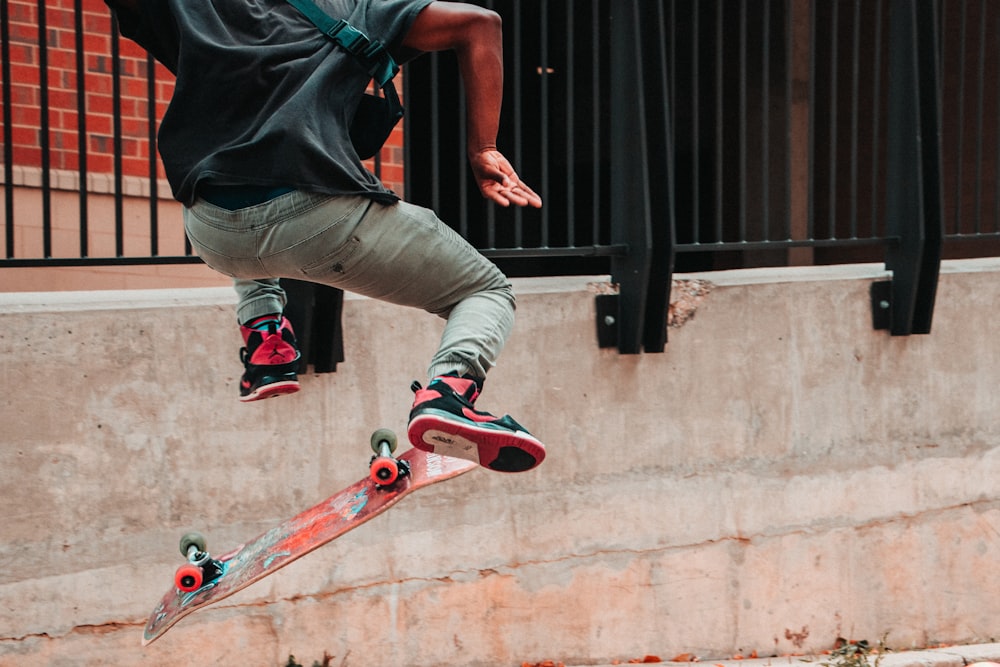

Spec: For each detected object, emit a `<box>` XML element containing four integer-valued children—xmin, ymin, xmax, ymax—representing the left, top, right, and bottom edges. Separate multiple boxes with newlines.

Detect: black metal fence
<box><xmin>405</xmin><ymin>0</ymin><xmax>983</xmax><ymax>348</ymax></box>
<box><xmin>3</xmin><ymin>0</ymin><xmax>999</xmax><ymax>350</ymax></box>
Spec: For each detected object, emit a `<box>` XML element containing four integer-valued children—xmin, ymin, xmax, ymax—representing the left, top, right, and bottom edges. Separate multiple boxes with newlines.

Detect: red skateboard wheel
<box><xmin>174</xmin><ymin>563</ymin><xmax>203</xmax><ymax>592</ymax></box>
<box><xmin>369</xmin><ymin>456</ymin><xmax>399</xmax><ymax>486</ymax></box>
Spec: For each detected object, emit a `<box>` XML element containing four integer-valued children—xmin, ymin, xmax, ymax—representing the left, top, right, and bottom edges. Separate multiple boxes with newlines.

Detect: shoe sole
<box><xmin>239</xmin><ymin>380</ymin><xmax>301</xmax><ymax>402</ymax></box>
<box><xmin>407</xmin><ymin>412</ymin><xmax>546</xmax><ymax>473</ymax></box>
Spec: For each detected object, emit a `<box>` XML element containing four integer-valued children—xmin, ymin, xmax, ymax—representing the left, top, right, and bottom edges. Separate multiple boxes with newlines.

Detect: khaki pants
<box><xmin>183</xmin><ymin>191</ymin><xmax>514</xmax><ymax>381</ymax></box>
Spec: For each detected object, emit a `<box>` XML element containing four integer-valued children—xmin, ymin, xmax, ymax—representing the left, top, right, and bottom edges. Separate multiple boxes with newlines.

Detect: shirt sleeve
<box><xmin>363</xmin><ymin>0</ymin><xmax>435</xmax><ymax>63</ymax></box>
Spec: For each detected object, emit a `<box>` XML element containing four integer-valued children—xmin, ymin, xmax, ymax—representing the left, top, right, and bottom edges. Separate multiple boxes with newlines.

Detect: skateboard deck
<box><xmin>143</xmin><ymin>441</ymin><xmax>476</xmax><ymax>645</ymax></box>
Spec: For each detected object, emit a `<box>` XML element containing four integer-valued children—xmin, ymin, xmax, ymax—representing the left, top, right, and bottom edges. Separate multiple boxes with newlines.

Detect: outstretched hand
<box><xmin>469</xmin><ymin>149</ymin><xmax>542</xmax><ymax>208</ymax></box>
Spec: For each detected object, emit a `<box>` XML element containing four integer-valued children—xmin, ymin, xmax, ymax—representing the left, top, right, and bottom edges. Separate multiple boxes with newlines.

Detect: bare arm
<box><xmin>402</xmin><ymin>2</ymin><xmax>541</xmax><ymax>208</ymax></box>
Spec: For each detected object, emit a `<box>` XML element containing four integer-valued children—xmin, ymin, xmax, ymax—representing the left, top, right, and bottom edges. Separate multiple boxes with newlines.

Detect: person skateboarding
<box><xmin>104</xmin><ymin>0</ymin><xmax>546</xmax><ymax>473</ymax></box>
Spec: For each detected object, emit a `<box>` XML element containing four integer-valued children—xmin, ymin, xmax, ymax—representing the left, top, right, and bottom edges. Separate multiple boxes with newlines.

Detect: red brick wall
<box><xmin>2</xmin><ymin>0</ymin><xmax>404</xmax><ymax>196</ymax></box>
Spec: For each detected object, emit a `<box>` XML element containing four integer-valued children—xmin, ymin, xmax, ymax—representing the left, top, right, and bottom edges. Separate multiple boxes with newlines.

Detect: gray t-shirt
<box><xmin>108</xmin><ymin>0</ymin><xmax>433</xmax><ymax>205</ymax></box>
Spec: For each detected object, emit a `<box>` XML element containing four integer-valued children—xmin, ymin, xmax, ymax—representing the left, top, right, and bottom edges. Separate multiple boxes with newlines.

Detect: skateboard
<box><xmin>142</xmin><ymin>428</ymin><xmax>477</xmax><ymax>645</ymax></box>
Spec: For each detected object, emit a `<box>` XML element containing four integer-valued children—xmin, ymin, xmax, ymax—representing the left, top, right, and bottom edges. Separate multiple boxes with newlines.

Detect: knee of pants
<box><xmin>435</xmin><ymin>281</ymin><xmax>516</xmax><ymax>321</ymax></box>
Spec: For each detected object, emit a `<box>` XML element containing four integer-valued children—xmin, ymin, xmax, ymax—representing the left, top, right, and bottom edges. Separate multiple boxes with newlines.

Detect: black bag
<box><xmin>350</xmin><ymin>88</ymin><xmax>404</xmax><ymax>160</ymax></box>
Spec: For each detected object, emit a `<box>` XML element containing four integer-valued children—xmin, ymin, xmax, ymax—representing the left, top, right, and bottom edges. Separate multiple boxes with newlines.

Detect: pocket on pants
<box><xmin>299</xmin><ymin>234</ymin><xmax>363</xmax><ymax>279</ymax></box>
<box><xmin>270</xmin><ymin>198</ymin><xmax>370</xmax><ymax>279</ymax></box>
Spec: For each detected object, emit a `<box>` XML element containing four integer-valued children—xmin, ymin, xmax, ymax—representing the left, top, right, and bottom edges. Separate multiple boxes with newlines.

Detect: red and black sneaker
<box><xmin>407</xmin><ymin>374</ymin><xmax>546</xmax><ymax>473</ymax></box>
<box><xmin>238</xmin><ymin>316</ymin><xmax>301</xmax><ymax>402</ymax></box>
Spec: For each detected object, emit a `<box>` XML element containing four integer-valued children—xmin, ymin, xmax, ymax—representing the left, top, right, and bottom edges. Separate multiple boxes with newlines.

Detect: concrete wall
<box><xmin>1</xmin><ymin>261</ymin><xmax>998</xmax><ymax>667</ymax></box>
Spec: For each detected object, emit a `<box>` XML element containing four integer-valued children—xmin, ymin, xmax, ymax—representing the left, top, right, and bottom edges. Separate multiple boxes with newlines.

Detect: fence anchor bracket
<box><xmin>870</xmin><ymin>281</ymin><xmax>893</xmax><ymax>331</ymax></box>
<box><xmin>595</xmin><ymin>294</ymin><xmax>619</xmax><ymax>349</ymax></box>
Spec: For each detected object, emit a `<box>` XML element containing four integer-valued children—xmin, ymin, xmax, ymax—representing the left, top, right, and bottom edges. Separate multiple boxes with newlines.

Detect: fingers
<box><xmin>472</xmin><ymin>150</ymin><xmax>543</xmax><ymax>208</ymax></box>
<box><xmin>483</xmin><ymin>177</ymin><xmax>542</xmax><ymax>208</ymax></box>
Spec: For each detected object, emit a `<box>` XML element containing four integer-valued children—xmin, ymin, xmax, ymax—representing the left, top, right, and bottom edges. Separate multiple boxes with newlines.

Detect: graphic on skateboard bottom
<box><xmin>143</xmin><ymin>429</ymin><xmax>476</xmax><ymax>645</ymax></box>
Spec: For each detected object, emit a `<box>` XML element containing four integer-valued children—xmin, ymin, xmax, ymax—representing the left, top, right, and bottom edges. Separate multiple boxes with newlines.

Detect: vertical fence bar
<box><xmin>538</xmin><ymin>0</ymin><xmax>550</xmax><ymax>248</ymax></box>
<box><xmin>110</xmin><ymin>16</ymin><xmax>124</xmax><ymax>256</ymax></box>
<box><xmin>511</xmin><ymin>0</ymin><xmax>523</xmax><ymax>247</ymax></box>
<box><xmin>668</xmin><ymin>0</ymin><xmax>676</xmax><ymax>241</ymax></box>
<box><xmin>762</xmin><ymin>0</ymin><xmax>772</xmax><ymax>240</ymax></box>
<box><xmin>564</xmin><ymin>0</ymin><xmax>574</xmax><ymax>247</ymax></box>
<box><xmin>974</xmin><ymin>0</ymin><xmax>986</xmax><ymax>233</ymax></box>
<box><xmin>937</xmin><ymin>0</ymin><xmax>948</xmax><ymax>232</ymax></box>
<box><xmin>783</xmin><ymin>0</ymin><xmax>792</xmax><ymax>241</ymax></box>
<box><xmin>953</xmin><ymin>0</ymin><xmax>967</xmax><ymax>234</ymax></box>
<box><xmin>75</xmin><ymin>0</ymin><xmax>90</xmax><ymax>257</ymax></box>
<box><xmin>1</xmin><ymin>0</ymin><xmax>14</xmax><ymax>258</ymax></box>
<box><xmin>714</xmin><ymin>0</ymin><xmax>723</xmax><ymax>242</ymax></box>
<box><xmin>869</xmin><ymin>0</ymin><xmax>885</xmax><ymax>239</ymax></box>
<box><xmin>995</xmin><ymin>2</ymin><xmax>1000</xmax><ymax>233</ymax></box>
<box><xmin>849</xmin><ymin>0</ymin><xmax>861</xmax><ymax>239</ymax></box>
<box><xmin>457</xmin><ymin>74</ymin><xmax>469</xmax><ymax>239</ymax></box>
<box><xmin>147</xmin><ymin>55</ymin><xmax>159</xmax><ymax>255</ymax></box>
<box><xmin>691</xmin><ymin>0</ymin><xmax>702</xmax><ymax>243</ymax></box>
<box><xmin>807</xmin><ymin>0</ymin><xmax>817</xmax><ymax>241</ymax></box>
<box><xmin>826</xmin><ymin>1</ymin><xmax>839</xmax><ymax>240</ymax></box>
<box><xmin>431</xmin><ymin>51</ymin><xmax>442</xmax><ymax>215</ymax></box>
<box><xmin>482</xmin><ymin>0</ymin><xmax>495</xmax><ymax>246</ymax></box>
<box><xmin>590</xmin><ymin>0</ymin><xmax>601</xmax><ymax>247</ymax></box>
<box><xmin>739</xmin><ymin>1</ymin><xmax>748</xmax><ymax>242</ymax></box>
<box><xmin>37</xmin><ymin>0</ymin><xmax>52</xmax><ymax>257</ymax></box>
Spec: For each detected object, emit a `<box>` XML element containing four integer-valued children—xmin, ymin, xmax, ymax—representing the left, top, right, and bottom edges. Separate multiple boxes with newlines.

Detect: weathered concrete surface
<box><xmin>1</xmin><ymin>260</ymin><xmax>998</xmax><ymax>667</ymax></box>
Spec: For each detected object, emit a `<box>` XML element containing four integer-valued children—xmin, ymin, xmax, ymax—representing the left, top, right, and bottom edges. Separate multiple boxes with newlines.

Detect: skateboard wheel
<box><xmin>370</xmin><ymin>456</ymin><xmax>400</xmax><ymax>486</ymax></box>
<box><xmin>175</xmin><ymin>563</ymin><xmax>203</xmax><ymax>592</ymax></box>
<box><xmin>179</xmin><ymin>531</ymin><xmax>207</xmax><ymax>558</ymax></box>
<box><xmin>369</xmin><ymin>428</ymin><xmax>397</xmax><ymax>455</ymax></box>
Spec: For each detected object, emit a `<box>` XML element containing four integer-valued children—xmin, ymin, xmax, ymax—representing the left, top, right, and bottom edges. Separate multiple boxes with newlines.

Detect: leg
<box><xmin>259</xmin><ymin>197</ymin><xmax>545</xmax><ymax>471</ymax></box>
<box><xmin>186</xmin><ymin>191</ymin><xmax>510</xmax><ymax>376</ymax></box>
<box><xmin>232</xmin><ymin>278</ymin><xmax>301</xmax><ymax>401</ymax></box>
<box><xmin>185</xmin><ymin>193</ymin><xmax>545</xmax><ymax>469</ymax></box>
<box><xmin>182</xmin><ymin>198</ymin><xmax>309</xmax><ymax>403</ymax></box>
<box><xmin>426</xmin><ymin>275</ymin><xmax>515</xmax><ymax>382</ymax></box>
<box><xmin>287</xmin><ymin>198</ymin><xmax>517</xmax><ymax>382</ymax></box>
<box><xmin>309</xmin><ymin>201</ymin><xmax>544</xmax><ymax>472</ymax></box>
<box><xmin>233</xmin><ymin>278</ymin><xmax>286</xmax><ymax>325</ymax></box>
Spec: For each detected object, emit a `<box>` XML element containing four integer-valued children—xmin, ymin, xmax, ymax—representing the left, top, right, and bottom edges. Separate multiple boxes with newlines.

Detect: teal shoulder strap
<box><xmin>284</xmin><ymin>0</ymin><xmax>399</xmax><ymax>87</ymax></box>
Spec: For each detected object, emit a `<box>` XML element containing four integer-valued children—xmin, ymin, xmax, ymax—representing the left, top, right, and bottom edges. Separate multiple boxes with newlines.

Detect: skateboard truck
<box><xmin>368</xmin><ymin>427</ymin><xmax>410</xmax><ymax>487</ymax></box>
<box><xmin>174</xmin><ymin>532</ymin><xmax>223</xmax><ymax>593</ymax></box>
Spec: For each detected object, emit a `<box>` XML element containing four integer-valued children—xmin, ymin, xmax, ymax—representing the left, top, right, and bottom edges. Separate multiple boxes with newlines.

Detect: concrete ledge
<box><xmin>4</xmin><ymin>256</ymin><xmax>992</xmax><ymax>309</ymax></box>
<box><xmin>0</xmin><ymin>286</ymin><xmax>236</xmax><ymax>312</ymax></box>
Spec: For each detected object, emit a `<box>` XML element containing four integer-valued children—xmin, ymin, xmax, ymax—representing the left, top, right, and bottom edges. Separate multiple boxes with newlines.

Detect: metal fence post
<box><xmin>607</xmin><ymin>0</ymin><xmax>674</xmax><ymax>354</ymax></box>
<box><xmin>639</xmin><ymin>0</ymin><xmax>676</xmax><ymax>354</ymax></box>
<box><xmin>608</xmin><ymin>0</ymin><xmax>652</xmax><ymax>354</ymax></box>
<box><xmin>876</xmin><ymin>0</ymin><xmax>943</xmax><ymax>335</ymax></box>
